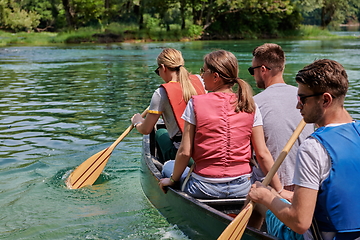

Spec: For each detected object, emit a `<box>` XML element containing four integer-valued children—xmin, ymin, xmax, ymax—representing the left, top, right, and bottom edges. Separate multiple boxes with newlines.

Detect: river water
<box><xmin>0</xmin><ymin>38</ymin><xmax>359</xmax><ymax>239</ymax></box>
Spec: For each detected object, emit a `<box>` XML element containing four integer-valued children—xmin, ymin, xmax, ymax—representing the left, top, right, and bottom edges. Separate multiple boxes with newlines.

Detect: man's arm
<box><xmin>248</xmin><ymin>183</ymin><xmax>318</xmax><ymax>234</ymax></box>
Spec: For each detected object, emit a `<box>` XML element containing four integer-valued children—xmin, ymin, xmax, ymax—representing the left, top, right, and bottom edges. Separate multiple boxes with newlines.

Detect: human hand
<box><xmin>131</xmin><ymin>113</ymin><xmax>142</xmax><ymax>126</ymax></box>
<box><xmin>248</xmin><ymin>181</ymin><xmax>272</xmax><ymax>204</ymax></box>
<box><xmin>158</xmin><ymin>178</ymin><xmax>175</xmax><ymax>194</ymax></box>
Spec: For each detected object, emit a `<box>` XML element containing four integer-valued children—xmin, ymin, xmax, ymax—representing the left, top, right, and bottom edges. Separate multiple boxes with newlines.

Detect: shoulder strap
<box><xmin>189</xmin><ymin>75</ymin><xmax>206</xmax><ymax>95</ymax></box>
<box><xmin>161</xmin><ymin>75</ymin><xmax>205</xmax><ymax>133</ymax></box>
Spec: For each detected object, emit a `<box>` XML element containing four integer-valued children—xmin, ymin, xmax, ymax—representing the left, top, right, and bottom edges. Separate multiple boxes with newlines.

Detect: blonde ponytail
<box><xmin>178</xmin><ymin>67</ymin><xmax>198</xmax><ymax>102</ymax></box>
<box><xmin>157</xmin><ymin>48</ymin><xmax>198</xmax><ymax>103</ymax></box>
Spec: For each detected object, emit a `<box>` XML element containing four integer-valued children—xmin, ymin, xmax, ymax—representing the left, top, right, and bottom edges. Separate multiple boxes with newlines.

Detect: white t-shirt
<box><xmin>149</xmin><ymin>86</ymin><xmax>180</xmax><ymax>138</ymax></box>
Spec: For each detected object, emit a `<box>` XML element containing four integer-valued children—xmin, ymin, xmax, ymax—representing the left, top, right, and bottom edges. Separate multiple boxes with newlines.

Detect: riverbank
<box><xmin>0</xmin><ymin>25</ymin><xmax>359</xmax><ymax>47</ymax></box>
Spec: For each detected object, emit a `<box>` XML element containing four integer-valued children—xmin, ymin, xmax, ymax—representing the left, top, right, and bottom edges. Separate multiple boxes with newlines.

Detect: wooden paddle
<box><xmin>217</xmin><ymin>119</ymin><xmax>306</xmax><ymax>240</ymax></box>
<box><xmin>66</xmin><ymin>107</ymin><xmax>149</xmax><ymax>189</ymax></box>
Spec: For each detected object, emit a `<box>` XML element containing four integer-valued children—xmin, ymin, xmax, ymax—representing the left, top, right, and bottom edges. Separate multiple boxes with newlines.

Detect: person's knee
<box><xmin>161</xmin><ymin>160</ymin><xmax>175</xmax><ymax>177</ymax></box>
<box><xmin>155</xmin><ymin>128</ymin><xmax>169</xmax><ymax>141</ymax></box>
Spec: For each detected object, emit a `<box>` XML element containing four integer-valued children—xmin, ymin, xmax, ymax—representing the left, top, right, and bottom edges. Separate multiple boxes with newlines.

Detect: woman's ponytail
<box><xmin>235</xmin><ymin>78</ymin><xmax>255</xmax><ymax>113</ymax></box>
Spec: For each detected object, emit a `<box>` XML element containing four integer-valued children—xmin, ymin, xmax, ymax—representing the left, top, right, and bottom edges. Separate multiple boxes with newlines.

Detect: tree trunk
<box><xmin>62</xmin><ymin>0</ymin><xmax>75</xmax><ymax>28</ymax></box>
<box><xmin>137</xmin><ymin>0</ymin><xmax>145</xmax><ymax>30</ymax></box>
<box><xmin>321</xmin><ymin>2</ymin><xmax>336</xmax><ymax>28</ymax></box>
<box><xmin>180</xmin><ymin>0</ymin><xmax>186</xmax><ymax>29</ymax></box>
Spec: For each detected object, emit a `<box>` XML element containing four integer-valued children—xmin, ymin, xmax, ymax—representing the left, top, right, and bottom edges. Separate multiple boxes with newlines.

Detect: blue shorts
<box><xmin>162</xmin><ymin>160</ymin><xmax>251</xmax><ymax>199</ymax></box>
<box><xmin>266</xmin><ymin>199</ymin><xmax>304</xmax><ymax>240</ymax></box>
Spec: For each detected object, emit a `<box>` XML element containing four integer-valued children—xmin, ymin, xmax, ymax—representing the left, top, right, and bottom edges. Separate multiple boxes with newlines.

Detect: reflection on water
<box><xmin>0</xmin><ymin>39</ymin><xmax>359</xmax><ymax>239</ymax></box>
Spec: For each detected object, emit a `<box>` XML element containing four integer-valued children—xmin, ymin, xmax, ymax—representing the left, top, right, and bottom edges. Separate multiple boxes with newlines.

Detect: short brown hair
<box><xmin>252</xmin><ymin>43</ymin><xmax>285</xmax><ymax>72</ymax></box>
<box><xmin>295</xmin><ymin>59</ymin><xmax>348</xmax><ymax>98</ymax></box>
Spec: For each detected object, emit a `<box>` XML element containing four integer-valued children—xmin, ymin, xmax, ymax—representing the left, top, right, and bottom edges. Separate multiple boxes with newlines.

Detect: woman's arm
<box><xmin>159</xmin><ymin>121</ymin><xmax>195</xmax><ymax>192</ymax></box>
<box><xmin>251</xmin><ymin>125</ymin><xmax>293</xmax><ymax>201</ymax></box>
<box><xmin>131</xmin><ymin>112</ymin><xmax>160</xmax><ymax>135</ymax></box>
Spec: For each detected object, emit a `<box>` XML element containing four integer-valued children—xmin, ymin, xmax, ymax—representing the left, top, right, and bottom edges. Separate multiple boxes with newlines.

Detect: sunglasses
<box><xmin>248</xmin><ymin>65</ymin><xmax>271</xmax><ymax>75</ymax></box>
<box><xmin>154</xmin><ymin>66</ymin><xmax>160</xmax><ymax>76</ymax></box>
<box><xmin>200</xmin><ymin>67</ymin><xmax>214</xmax><ymax>76</ymax></box>
<box><xmin>297</xmin><ymin>92</ymin><xmax>324</xmax><ymax>106</ymax></box>
<box><xmin>200</xmin><ymin>68</ymin><xmax>208</xmax><ymax>75</ymax></box>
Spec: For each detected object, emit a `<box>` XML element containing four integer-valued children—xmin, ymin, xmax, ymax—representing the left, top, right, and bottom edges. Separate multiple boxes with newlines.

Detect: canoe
<box><xmin>140</xmin><ymin>126</ymin><xmax>279</xmax><ymax>240</ymax></box>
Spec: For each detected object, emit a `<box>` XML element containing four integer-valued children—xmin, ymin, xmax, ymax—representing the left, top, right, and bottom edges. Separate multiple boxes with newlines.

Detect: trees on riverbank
<box><xmin>0</xmin><ymin>0</ymin><xmax>359</xmax><ymax>39</ymax></box>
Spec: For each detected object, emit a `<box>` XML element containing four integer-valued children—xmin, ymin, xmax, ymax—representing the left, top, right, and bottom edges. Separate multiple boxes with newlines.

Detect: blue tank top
<box><xmin>311</xmin><ymin>121</ymin><xmax>360</xmax><ymax>234</ymax></box>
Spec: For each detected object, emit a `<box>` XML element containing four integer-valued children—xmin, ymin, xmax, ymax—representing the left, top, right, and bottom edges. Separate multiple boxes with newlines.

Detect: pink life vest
<box><xmin>192</xmin><ymin>92</ymin><xmax>254</xmax><ymax>178</ymax></box>
<box><xmin>161</xmin><ymin>75</ymin><xmax>205</xmax><ymax>133</ymax></box>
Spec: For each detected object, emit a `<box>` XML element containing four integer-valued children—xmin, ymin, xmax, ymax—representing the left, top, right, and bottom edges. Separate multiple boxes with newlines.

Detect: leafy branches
<box><xmin>0</xmin><ymin>0</ymin><xmax>358</xmax><ymax>35</ymax></box>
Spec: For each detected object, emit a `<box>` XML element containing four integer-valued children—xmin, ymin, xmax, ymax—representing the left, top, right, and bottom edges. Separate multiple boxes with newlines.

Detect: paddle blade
<box><xmin>66</xmin><ymin>148</ymin><xmax>111</xmax><ymax>189</ymax></box>
<box><xmin>66</xmin><ymin>106</ymin><xmax>149</xmax><ymax>189</ymax></box>
<box><xmin>217</xmin><ymin>202</ymin><xmax>254</xmax><ymax>240</ymax></box>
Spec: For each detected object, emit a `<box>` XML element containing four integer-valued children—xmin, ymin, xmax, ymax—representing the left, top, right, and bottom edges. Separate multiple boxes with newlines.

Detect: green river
<box><xmin>0</xmin><ymin>36</ymin><xmax>360</xmax><ymax>239</ymax></box>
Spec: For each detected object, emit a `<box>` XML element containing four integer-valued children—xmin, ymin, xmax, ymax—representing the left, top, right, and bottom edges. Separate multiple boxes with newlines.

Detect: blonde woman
<box><xmin>131</xmin><ymin>48</ymin><xmax>205</xmax><ymax>162</ymax></box>
<box><xmin>159</xmin><ymin>50</ymin><xmax>288</xmax><ymax>199</ymax></box>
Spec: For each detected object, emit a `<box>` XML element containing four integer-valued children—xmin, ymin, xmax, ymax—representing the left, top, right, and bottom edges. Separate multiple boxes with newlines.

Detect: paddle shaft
<box><xmin>110</xmin><ymin>107</ymin><xmax>149</xmax><ymax>149</ymax></box>
<box><xmin>217</xmin><ymin>119</ymin><xmax>307</xmax><ymax>240</ymax></box>
<box><xmin>67</xmin><ymin>107</ymin><xmax>149</xmax><ymax>189</ymax></box>
<box><xmin>262</xmin><ymin>119</ymin><xmax>306</xmax><ymax>186</ymax></box>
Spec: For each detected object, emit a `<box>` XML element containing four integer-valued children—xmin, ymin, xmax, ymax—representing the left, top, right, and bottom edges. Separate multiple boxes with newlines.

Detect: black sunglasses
<box><xmin>248</xmin><ymin>65</ymin><xmax>271</xmax><ymax>75</ymax></box>
<box><xmin>297</xmin><ymin>92</ymin><xmax>325</xmax><ymax>106</ymax></box>
<box><xmin>154</xmin><ymin>66</ymin><xmax>160</xmax><ymax>76</ymax></box>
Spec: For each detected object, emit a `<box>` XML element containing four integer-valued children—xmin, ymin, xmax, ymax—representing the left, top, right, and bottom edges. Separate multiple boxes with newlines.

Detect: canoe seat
<box><xmin>197</xmin><ymin>198</ymin><xmax>246</xmax><ymax>206</ymax></box>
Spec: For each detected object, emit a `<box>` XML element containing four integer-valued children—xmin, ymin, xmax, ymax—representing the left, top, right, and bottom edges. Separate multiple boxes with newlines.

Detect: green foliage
<box><xmin>72</xmin><ymin>0</ymin><xmax>105</xmax><ymax>27</ymax></box>
<box><xmin>298</xmin><ymin>25</ymin><xmax>335</xmax><ymax>37</ymax></box>
<box><xmin>144</xmin><ymin>14</ymin><xmax>162</xmax><ymax>29</ymax></box>
<box><xmin>294</xmin><ymin>0</ymin><xmax>360</xmax><ymax>28</ymax></box>
<box><xmin>23</xmin><ymin>0</ymin><xmax>55</xmax><ymax>30</ymax></box>
<box><xmin>204</xmin><ymin>0</ymin><xmax>302</xmax><ymax>39</ymax></box>
<box><xmin>186</xmin><ymin>24</ymin><xmax>203</xmax><ymax>38</ymax></box>
<box><xmin>1</xmin><ymin>5</ymin><xmax>41</xmax><ymax>32</ymax></box>
<box><xmin>105</xmin><ymin>22</ymin><xmax>137</xmax><ymax>34</ymax></box>
<box><xmin>0</xmin><ymin>0</ymin><xmax>358</xmax><ymax>40</ymax></box>
<box><xmin>57</xmin><ymin>27</ymin><xmax>98</xmax><ymax>43</ymax></box>
<box><xmin>0</xmin><ymin>30</ymin><xmax>57</xmax><ymax>45</ymax></box>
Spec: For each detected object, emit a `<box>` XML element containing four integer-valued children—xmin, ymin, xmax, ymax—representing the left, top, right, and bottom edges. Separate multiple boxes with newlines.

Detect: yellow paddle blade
<box><xmin>217</xmin><ymin>202</ymin><xmax>254</xmax><ymax>240</ymax></box>
<box><xmin>66</xmin><ymin>106</ymin><xmax>149</xmax><ymax>190</ymax></box>
<box><xmin>66</xmin><ymin>148</ymin><xmax>112</xmax><ymax>189</ymax></box>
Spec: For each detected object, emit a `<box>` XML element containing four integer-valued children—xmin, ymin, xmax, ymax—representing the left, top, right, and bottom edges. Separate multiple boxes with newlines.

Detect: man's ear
<box><xmin>261</xmin><ymin>65</ymin><xmax>268</xmax><ymax>73</ymax></box>
<box><xmin>323</xmin><ymin>92</ymin><xmax>333</xmax><ymax>107</ymax></box>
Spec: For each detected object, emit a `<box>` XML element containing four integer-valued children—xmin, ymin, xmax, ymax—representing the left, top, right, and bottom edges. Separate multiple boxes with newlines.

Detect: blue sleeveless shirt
<box><xmin>311</xmin><ymin>121</ymin><xmax>360</xmax><ymax>234</ymax></box>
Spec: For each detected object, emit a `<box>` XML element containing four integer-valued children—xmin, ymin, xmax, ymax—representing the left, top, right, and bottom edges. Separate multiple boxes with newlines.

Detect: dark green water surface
<box><xmin>0</xmin><ymin>39</ymin><xmax>359</xmax><ymax>239</ymax></box>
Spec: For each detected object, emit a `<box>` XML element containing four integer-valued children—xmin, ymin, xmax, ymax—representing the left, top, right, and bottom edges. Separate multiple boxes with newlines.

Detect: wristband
<box><xmin>277</xmin><ymin>187</ymin><xmax>284</xmax><ymax>194</ymax></box>
<box><xmin>170</xmin><ymin>175</ymin><xmax>178</xmax><ymax>183</ymax></box>
<box><xmin>133</xmin><ymin>122</ymin><xmax>142</xmax><ymax>127</ymax></box>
